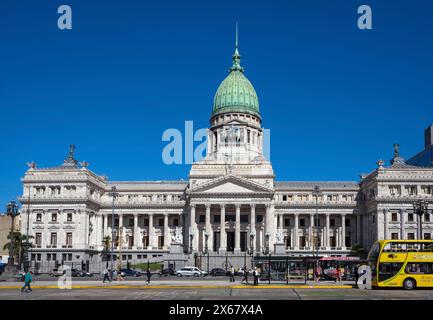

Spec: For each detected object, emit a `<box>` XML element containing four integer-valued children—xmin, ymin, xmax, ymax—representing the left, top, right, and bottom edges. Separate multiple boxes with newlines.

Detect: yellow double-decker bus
<box><xmin>367</xmin><ymin>240</ymin><xmax>433</xmax><ymax>289</ymax></box>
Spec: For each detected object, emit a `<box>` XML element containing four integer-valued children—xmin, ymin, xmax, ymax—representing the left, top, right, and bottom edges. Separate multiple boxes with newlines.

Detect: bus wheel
<box><xmin>403</xmin><ymin>278</ymin><xmax>416</xmax><ymax>290</ymax></box>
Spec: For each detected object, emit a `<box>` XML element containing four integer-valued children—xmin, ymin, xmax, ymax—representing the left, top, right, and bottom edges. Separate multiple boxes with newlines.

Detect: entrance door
<box><xmin>240</xmin><ymin>232</ymin><xmax>247</xmax><ymax>252</ymax></box>
<box><xmin>214</xmin><ymin>232</ymin><xmax>220</xmax><ymax>252</ymax></box>
<box><xmin>227</xmin><ymin>232</ymin><xmax>235</xmax><ymax>252</ymax></box>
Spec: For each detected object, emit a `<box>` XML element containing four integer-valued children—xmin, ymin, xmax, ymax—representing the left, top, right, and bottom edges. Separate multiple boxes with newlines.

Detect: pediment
<box><xmin>189</xmin><ymin>175</ymin><xmax>273</xmax><ymax>195</ymax></box>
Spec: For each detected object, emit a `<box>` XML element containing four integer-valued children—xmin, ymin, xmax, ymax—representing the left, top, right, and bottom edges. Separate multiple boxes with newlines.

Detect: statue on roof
<box><xmin>393</xmin><ymin>143</ymin><xmax>400</xmax><ymax>158</ymax></box>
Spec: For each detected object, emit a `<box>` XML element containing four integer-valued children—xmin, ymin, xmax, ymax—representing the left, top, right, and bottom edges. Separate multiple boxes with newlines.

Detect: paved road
<box><xmin>1</xmin><ymin>286</ymin><xmax>433</xmax><ymax>300</ymax></box>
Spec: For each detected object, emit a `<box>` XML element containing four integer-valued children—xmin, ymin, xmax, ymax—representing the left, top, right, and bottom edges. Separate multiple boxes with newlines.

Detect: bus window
<box><xmin>405</xmin><ymin>263</ymin><xmax>433</xmax><ymax>274</ymax></box>
<box><xmin>368</xmin><ymin>243</ymin><xmax>380</xmax><ymax>262</ymax></box>
<box><xmin>379</xmin><ymin>262</ymin><xmax>404</xmax><ymax>282</ymax></box>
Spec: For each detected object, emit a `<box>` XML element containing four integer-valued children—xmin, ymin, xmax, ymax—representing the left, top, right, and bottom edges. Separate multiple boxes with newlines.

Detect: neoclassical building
<box><xmin>18</xmin><ymin>42</ymin><xmax>433</xmax><ymax>272</ymax></box>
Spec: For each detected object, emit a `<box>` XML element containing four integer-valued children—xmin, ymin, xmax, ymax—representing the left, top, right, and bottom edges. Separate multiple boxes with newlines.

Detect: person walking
<box><xmin>102</xmin><ymin>267</ymin><xmax>110</xmax><ymax>283</ymax></box>
<box><xmin>146</xmin><ymin>268</ymin><xmax>152</xmax><ymax>285</ymax></box>
<box><xmin>241</xmin><ymin>266</ymin><xmax>249</xmax><ymax>284</ymax></box>
<box><xmin>229</xmin><ymin>266</ymin><xmax>235</xmax><ymax>283</ymax></box>
<box><xmin>21</xmin><ymin>271</ymin><xmax>33</xmax><ymax>293</ymax></box>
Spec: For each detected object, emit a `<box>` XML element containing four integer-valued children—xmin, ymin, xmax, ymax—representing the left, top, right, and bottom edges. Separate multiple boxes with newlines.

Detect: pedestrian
<box><xmin>335</xmin><ymin>267</ymin><xmax>340</xmax><ymax>283</ymax></box>
<box><xmin>146</xmin><ymin>268</ymin><xmax>152</xmax><ymax>285</ymax></box>
<box><xmin>241</xmin><ymin>266</ymin><xmax>249</xmax><ymax>284</ymax></box>
<box><xmin>229</xmin><ymin>266</ymin><xmax>235</xmax><ymax>282</ymax></box>
<box><xmin>315</xmin><ymin>266</ymin><xmax>321</xmax><ymax>283</ymax></box>
<box><xmin>253</xmin><ymin>267</ymin><xmax>259</xmax><ymax>286</ymax></box>
<box><xmin>102</xmin><ymin>267</ymin><xmax>110</xmax><ymax>283</ymax></box>
<box><xmin>21</xmin><ymin>271</ymin><xmax>33</xmax><ymax>293</ymax></box>
<box><xmin>354</xmin><ymin>265</ymin><xmax>359</xmax><ymax>285</ymax></box>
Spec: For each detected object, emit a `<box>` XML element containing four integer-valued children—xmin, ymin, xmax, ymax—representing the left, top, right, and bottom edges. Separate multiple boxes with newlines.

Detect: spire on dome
<box><xmin>230</xmin><ymin>22</ymin><xmax>244</xmax><ymax>73</ymax></box>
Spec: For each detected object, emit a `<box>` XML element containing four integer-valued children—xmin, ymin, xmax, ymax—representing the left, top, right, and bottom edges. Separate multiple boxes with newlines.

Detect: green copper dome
<box><xmin>212</xmin><ymin>46</ymin><xmax>260</xmax><ymax>118</ymax></box>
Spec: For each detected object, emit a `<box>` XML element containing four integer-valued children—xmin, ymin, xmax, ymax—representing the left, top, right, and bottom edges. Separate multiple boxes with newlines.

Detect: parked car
<box><xmin>120</xmin><ymin>269</ymin><xmax>142</xmax><ymax>277</ymax></box>
<box><xmin>49</xmin><ymin>268</ymin><xmax>65</xmax><ymax>277</ymax></box>
<box><xmin>175</xmin><ymin>267</ymin><xmax>207</xmax><ymax>277</ymax></box>
<box><xmin>71</xmin><ymin>269</ymin><xmax>92</xmax><ymax>277</ymax></box>
<box><xmin>209</xmin><ymin>268</ymin><xmax>228</xmax><ymax>276</ymax></box>
<box><xmin>159</xmin><ymin>268</ymin><xmax>175</xmax><ymax>277</ymax></box>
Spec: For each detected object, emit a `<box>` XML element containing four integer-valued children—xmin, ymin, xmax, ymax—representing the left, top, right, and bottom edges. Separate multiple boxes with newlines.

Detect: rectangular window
<box><xmin>256</xmin><ymin>215</ymin><xmax>263</xmax><ymax>223</ymax></box>
<box><xmin>158</xmin><ymin>219</ymin><xmax>164</xmax><ymax>227</ymax></box>
<box><xmin>36</xmin><ymin>213</ymin><xmax>42</xmax><ymax>222</ymax></box>
<box><xmin>173</xmin><ymin>218</ymin><xmax>179</xmax><ymax>227</ymax></box>
<box><xmin>408</xmin><ymin>233</ymin><xmax>415</xmax><ymax>240</ymax></box>
<box><xmin>143</xmin><ymin>236</ymin><xmax>149</xmax><ymax>247</ymax></box>
<box><xmin>35</xmin><ymin>233</ymin><xmax>42</xmax><ymax>246</ymax></box>
<box><xmin>345</xmin><ymin>218</ymin><xmax>351</xmax><ymax>227</ymax></box>
<box><xmin>129</xmin><ymin>219</ymin><xmax>134</xmax><ymax>227</ymax></box>
<box><xmin>282</xmin><ymin>195</ymin><xmax>287</xmax><ymax>201</ymax></box>
<box><xmin>37</xmin><ymin>254</ymin><xmax>41</xmax><ymax>261</ymax></box>
<box><xmin>199</xmin><ymin>215</ymin><xmax>205</xmax><ymax>223</ymax></box>
<box><xmin>31</xmin><ymin>254</ymin><xmax>35</xmax><ymax>261</ymax></box>
<box><xmin>345</xmin><ymin>236</ymin><xmax>351</xmax><ymax>247</ymax></box>
<box><xmin>67</xmin><ymin>213</ymin><xmax>73</xmax><ymax>222</ymax></box>
<box><xmin>284</xmin><ymin>219</ymin><xmax>290</xmax><ymax>227</ymax></box>
<box><xmin>51</xmin><ymin>213</ymin><xmax>57</xmax><ymax>222</ymax></box>
<box><xmin>47</xmin><ymin>254</ymin><xmax>51</xmax><ymax>261</ymax></box>
<box><xmin>240</xmin><ymin>215</ymin><xmax>248</xmax><ymax>223</ymax></box>
<box><xmin>52</xmin><ymin>253</ymin><xmax>57</xmax><ymax>261</ymax></box>
<box><xmin>66</xmin><ymin>232</ymin><xmax>73</xmax><ymax>246</ymax></box>
<box><xmin>122</xmin><ymin>255</ymin><xmax>126</xmax><ymax>261</ymax></box>
<box><xmin>300</xmin><ymin>219</ymin><xmax>305</xmax><ymax>227</ymax></box>
<box><xmin>391</xmin><ymin>213</ymin><xmax>398</xmax><ymax>222</ymax></box>
<box><xmin>330</xmin><ymin>236</ymin><xmax>336</xmax><ymax>247</ymax></box>
<box><xmin>408</xmin><ymin>213</ymin><xmax>414</xmax><ymax>222</ymax></box>
<box><xmin>425</xmin><ymin>214</ymin><xmax>430</xmax><ymax>222</ymax></box>
<box><xmin>424</xmin><ymin>233</ymin><xmax>431</xmax><ymax>240</ymax></box>
<box><xmin>330</xmin><ymin>219</ymin><xmax>335</xmax><ymax>227</ymax></box>
<box><xmin>50</xmin><ymin>233</ymin><xmax>57</xmax><ymax>246</ymax></box>
<box><xmin>391</xmin><ymin>233</ymin><xmax>399</xmax><ymax>240</ymax></box>
<box><xmin>158</xmin><ymin>236</ymin><xmax>164</xmax><ymax>249</ymax></box>
<box><xmin>299</xmin><ymin>236</ymin><xmax>306</xmax><ymax>248</ymax></box>
<box><xmin>143</xmin><ymin>219</ymin><xmax>149</xmax><ymax>227</ymax></box>
<box><xmin>213</xmin><ymin>215</ymin><xmax>220</xmax><ymax>223</ymax></box>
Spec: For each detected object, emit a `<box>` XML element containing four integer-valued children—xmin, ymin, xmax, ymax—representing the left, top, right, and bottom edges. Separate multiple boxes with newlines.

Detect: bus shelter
<box><xmin>252</xmin><ymin>256</ymin><xmax>321</xmax><ymax>284</ymax></box>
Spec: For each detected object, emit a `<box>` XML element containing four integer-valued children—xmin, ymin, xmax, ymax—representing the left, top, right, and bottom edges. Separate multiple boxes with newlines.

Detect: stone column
<box><xmin>205</xmin><ymin>204</ymin><xmax>212</xmax><ymax>252</ymax></box>
<box><xmin>235</xmin><ymin>204</ymin><xmax>241</xmax><ymax>253</ymax></box>
<box><xmin>341</xmin><ymin>214</ymin><xmax>346</xmax><ymax>249</ymax></box>
<box><xmin>190</xmin><ymin>204</ymin><xmax>198</xmax><ymax>251</ymax></box>
<box><xmin>265</xmin><ymin>204</ymin><xmax>276</xmax><ymax>249</ymax></box>
<box><xmin>219</xmin><ymin>204</ymin><xmax>226</xmax><ymax>253</ymax></box>
<box><xmin>164</xmin><ymin>214</ymin><xmax>170</xmax><ymax>249</ymax></box>
<box><xmin>294</xmin><ymin>213</ymin><xmax>299</xmax><ymax>249</ymax></box>
<box><xmin>148</xmin><ymin>214</ymin><xmax>154</xmax><ymax>250</ymax></box>
<box><xmin>279</xmin><ymin>213</ymin><xmax>283</xmax><ymax>229</ymax></box>
<box><xmin>356</xmin><ymin>214</ymin><xmax>361</xmax><ymax>245</ymax></box>
<box><xmin>401</xmin><ymin>209</ymin><xmax>406</xmax><ymax>240</ymax></box>
<box><xmin>384</xmin><ymin>209</ymin><xmax>389</xmax><ymax>240</ymax></box>
<box><xmin>250</xmin><ymin>204</ymin><xmax>256</xmax><ymax>251</ymax></box>
<box><xmin>133</xmin><ymin>214</ymin><xmax>139</xmax><ymax>248</ymax></box>
<box><xmin>326</xmin><ymin>213</ymin><xmax>330</xmax><ymax>249</ymax></box>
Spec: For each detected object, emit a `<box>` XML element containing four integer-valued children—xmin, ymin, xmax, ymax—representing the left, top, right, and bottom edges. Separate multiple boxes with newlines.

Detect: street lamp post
<box><xmin>6</xmin><ymin>201</ymin><xmax>20</xmax><ymax>267</ymax></box>
<box><xmin>413</xmin><ymin>200</ymin><xmax>429</xmax><ymax>239</ymax></box>
<box><xmin>249</xmin><ymin>231</ymin><xmax>255</xmax><ymax>269</ymax></box>
<box><xmin>312</xmin><ymin>186</ymin><xmax>322</xmax><ymax>277</ymax></box>
<box><xmin>109</xmin><ymin>186</ymin><xmax>118</xmax><ymax>280</ymax></box>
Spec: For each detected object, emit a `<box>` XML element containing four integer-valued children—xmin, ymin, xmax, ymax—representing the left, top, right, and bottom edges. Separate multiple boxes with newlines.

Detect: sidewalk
<box><xmin>0</xmin><ymin>279</ymin><xmax>355</xmax><ymax>289</ymax></box>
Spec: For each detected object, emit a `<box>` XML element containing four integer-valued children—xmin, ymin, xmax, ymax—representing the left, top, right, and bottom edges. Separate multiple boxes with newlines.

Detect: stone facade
<box><xmin>17</xmin><ymin>44</ymin><xmax>433</xmax><ymax>273</ymax></box>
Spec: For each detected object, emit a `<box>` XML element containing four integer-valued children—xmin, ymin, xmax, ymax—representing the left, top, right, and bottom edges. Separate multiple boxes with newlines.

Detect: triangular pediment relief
<box><xmin>189</xmin><ymin>175</ymin><xmax>273</xmax><ymax>194</ymax></box>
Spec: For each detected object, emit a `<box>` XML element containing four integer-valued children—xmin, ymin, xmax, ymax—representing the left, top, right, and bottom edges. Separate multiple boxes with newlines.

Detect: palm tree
<box><xmin>2</xmin><ymin>232</ymin><xmax>33</xmax><ymax>268</ymax></box>
<box><xmin>102</xmin><ymin>236</ymin><xmax>111</xmax><ymax>268</ymax></box>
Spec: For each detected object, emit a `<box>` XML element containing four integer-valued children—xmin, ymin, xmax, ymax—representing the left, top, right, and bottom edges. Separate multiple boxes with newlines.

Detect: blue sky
<box><xmin>1</xmin><ymin>0</ymin><xmax>433</xmax><ymax>206</ymax></box>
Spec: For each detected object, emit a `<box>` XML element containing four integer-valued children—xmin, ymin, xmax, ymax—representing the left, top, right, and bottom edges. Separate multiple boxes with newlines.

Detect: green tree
<box><xmin>350</xmin><ymin>243</ymin><xmax>367</xmax><ymax>258</ymax></box>
<box><xmin>2</xmin><ymin>231</ymin><xmax>33</xmax><ymax>268</ymax></box>
<box><xmin>101</xmin><ymin>236</ymin><xmax>111</xmax><ymax>268</ymax></box>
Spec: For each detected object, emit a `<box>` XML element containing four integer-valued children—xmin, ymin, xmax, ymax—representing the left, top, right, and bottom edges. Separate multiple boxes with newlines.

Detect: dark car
<box><xmin>210</xmin><ymin>268</ymin><xmax>228</xmax><ymax>276</ymax></box>
<box><xmin>159</xmin><ymin>268</ymin><xmax>175</xmax><ymax>277</ymax></box>
<box><xmin>120</xmin><ymin>269</ymin><xmax>142</xmax><ymax>277</ymax></box>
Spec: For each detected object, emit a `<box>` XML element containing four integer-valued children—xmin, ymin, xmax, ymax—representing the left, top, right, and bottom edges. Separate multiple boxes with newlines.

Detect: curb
<box><xmin>0</xmin><ymin>285</ymin><xmax>354</xmax><ymax>290</ymax></box>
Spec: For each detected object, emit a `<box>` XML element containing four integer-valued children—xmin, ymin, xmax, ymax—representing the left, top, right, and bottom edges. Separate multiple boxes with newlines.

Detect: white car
<box><xmin>175</xmin><ymin>267</ymin><xmax>207</xmax><ymax>277</ymax></box>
